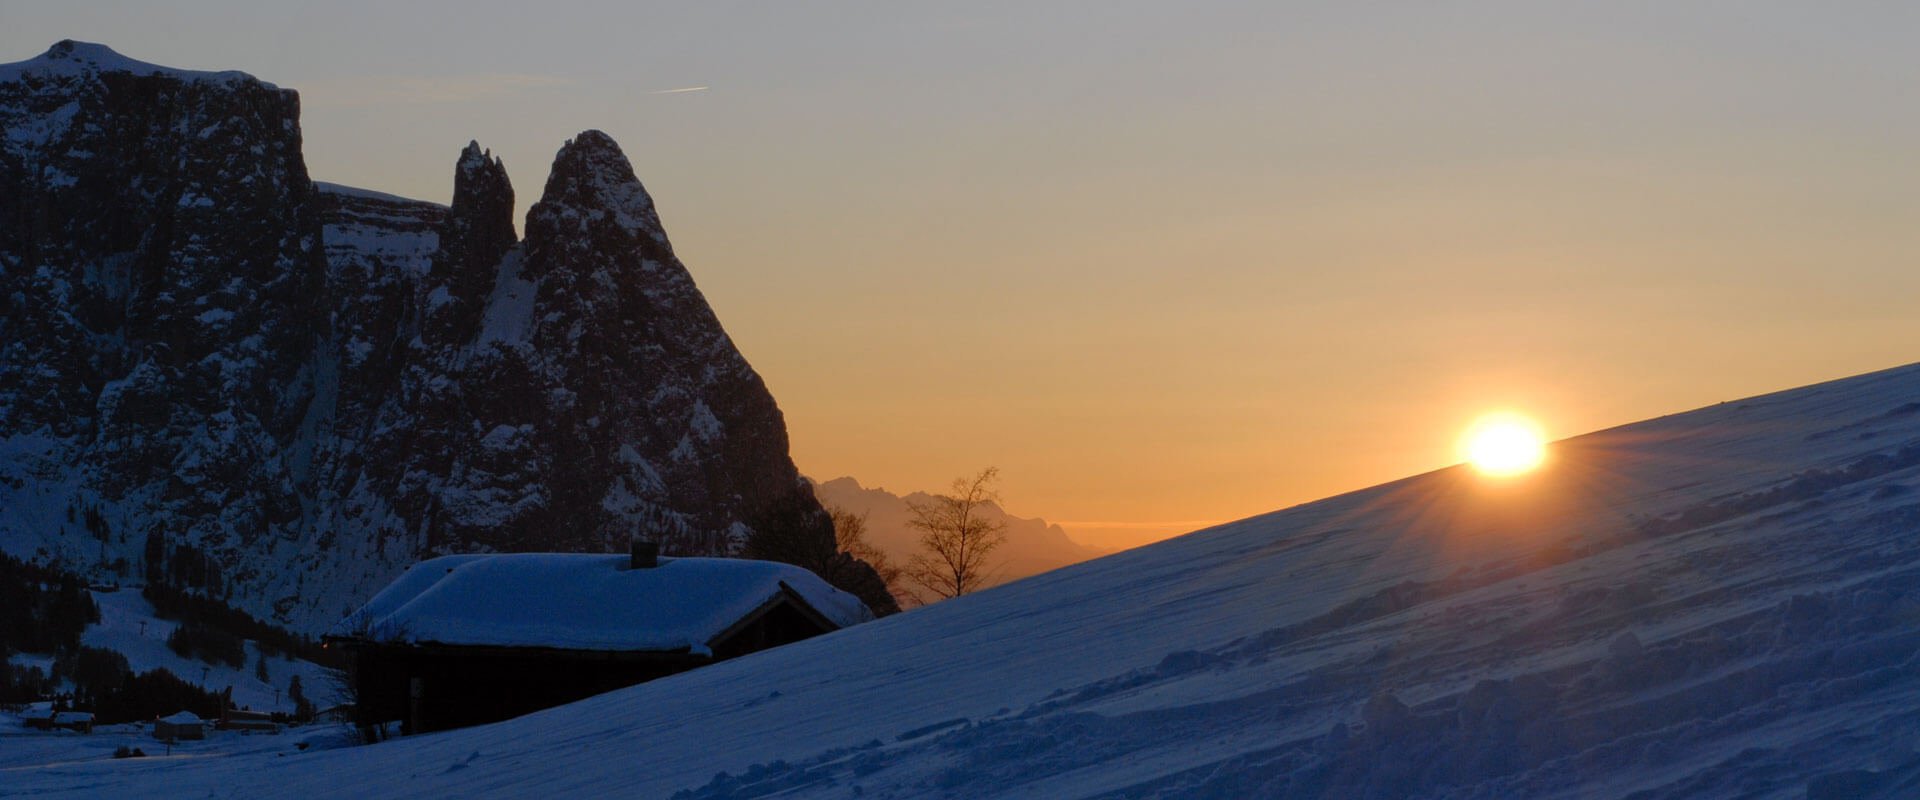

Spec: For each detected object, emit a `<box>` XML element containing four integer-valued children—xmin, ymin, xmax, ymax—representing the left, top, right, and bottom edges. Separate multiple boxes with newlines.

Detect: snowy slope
<box><xmin>6</xmin><ymin>588</ymin><xmax>335</xmax><ymax>715</ymax></box>
<box><xmin>79</xmin><ymin>589</ymin><xmax>333</xmax><ymax>713</ymax></box>
<box><xmin>11</xmin><ymin>362</ymin><xmax>1920</xmax><ymax>798</ymax></box>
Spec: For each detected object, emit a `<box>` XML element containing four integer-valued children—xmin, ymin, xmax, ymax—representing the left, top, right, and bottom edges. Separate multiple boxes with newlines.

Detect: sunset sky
<box><xmin>6</xmin><ymin>2</ymin><xmax>1917</xmax><ymax>549</ymax></box>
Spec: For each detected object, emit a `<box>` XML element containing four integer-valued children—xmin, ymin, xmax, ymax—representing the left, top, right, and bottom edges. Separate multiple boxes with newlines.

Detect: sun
<box><xmin>1460</xmin><ymin>412</ymin><xmax>1548</xmax><ymax>477</ymax></box>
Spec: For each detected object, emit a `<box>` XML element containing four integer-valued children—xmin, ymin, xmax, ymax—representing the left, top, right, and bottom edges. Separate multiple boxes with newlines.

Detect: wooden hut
<box><xmin>324</xmin><ymin>544</ymin><xmax>872</xmax><ymax>735</ymax></box>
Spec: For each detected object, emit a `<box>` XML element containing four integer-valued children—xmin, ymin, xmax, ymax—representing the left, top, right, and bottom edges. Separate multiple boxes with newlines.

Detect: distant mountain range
<box><xmin>808</xmin><ymin>476</ymin><xmax>1109</xmax><ymax>588</ymax></box>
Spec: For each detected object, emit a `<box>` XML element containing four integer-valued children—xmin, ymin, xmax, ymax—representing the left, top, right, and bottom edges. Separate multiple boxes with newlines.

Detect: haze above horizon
<box><xmin>4</xmin><ymin>2</ymin><xmax>1916</xmax><ymax>550</ymax></box>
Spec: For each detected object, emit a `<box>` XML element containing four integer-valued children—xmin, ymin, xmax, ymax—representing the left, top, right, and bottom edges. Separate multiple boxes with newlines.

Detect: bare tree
<box><xmin>826</xmin><ymin>504</ymin><xmax>907</xmax><ymax>604</ymax></box>
<box><xmin>904</xmin><ymin>468</ymin><xmax>1008</xmax><ymax>602</ymax></box>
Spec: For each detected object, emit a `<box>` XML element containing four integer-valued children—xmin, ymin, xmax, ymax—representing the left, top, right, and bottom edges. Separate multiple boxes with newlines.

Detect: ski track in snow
<box><xmin>10</xmin><ymin>364</ymin><xmax>1920</xmax><ymax>798</ymax></box>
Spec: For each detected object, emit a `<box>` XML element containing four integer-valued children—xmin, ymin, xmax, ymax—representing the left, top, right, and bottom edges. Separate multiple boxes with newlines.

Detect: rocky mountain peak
<box><xmin>456</xmin><ymin>140</ymin><xmax>508</xmax><ymax>186</ymax></box>
<box><xmin>449</xmin><ymin>140</ymin><xmax>514</xmax><ymax>251</ymax></box>
<box><xmin>39</xmin><ymin>39</ymin><xmax>117</xmax><ymax>65</ymax></box>
<box><xmin>0</xmin><ymin>35</ymin><xmax>320</xmax><ymax>435</ymax></box>
<box><xmin>524</xmin><ymin>130</ymin><xmax>671</xmax><ymax>267</ymax></box>
<box><xmin>425</xmin><ymin>140</ymin><xmax>517</xmax><ymax>343</ymax></box>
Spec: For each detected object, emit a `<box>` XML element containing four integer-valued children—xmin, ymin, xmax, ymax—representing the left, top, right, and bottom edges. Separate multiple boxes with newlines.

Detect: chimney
<box><xmin>629</xmin><ymin>539</ymin><xmax>659</xmax><ymax>570</ymax></box>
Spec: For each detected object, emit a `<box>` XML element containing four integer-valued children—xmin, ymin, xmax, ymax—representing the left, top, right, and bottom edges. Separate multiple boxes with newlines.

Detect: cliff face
<box><xmin>0</xmin><ymin>40</ymin><xmax>327</xmax><ymax>609</ymax></box>
<box><xmin>0</xmin><ymin>41</ymin><xmax>879</xmax><ymax>628</ymax></box>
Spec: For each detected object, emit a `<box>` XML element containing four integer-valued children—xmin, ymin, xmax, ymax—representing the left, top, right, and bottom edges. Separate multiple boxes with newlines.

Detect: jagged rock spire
<box><xmin>452</xmin><ymin>140</ymin><xmax>515</xmax><ymax>257</ymax></box>
<box><xmin>423</xmin><ymin>140</ymin><xmax>516</xmax><ymax>344</ymax></box>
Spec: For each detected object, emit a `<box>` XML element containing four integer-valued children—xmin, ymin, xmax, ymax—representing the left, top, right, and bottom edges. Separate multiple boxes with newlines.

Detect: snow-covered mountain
<box><xmin>0</xmin><ymin>41</ymin><xmax>860</xmax><ymax>630</ymax></box>
<box><xmin>809</xmin><ymin>475</ymin><xmax>1108</xmax><ymax>587</ymax></box>
<box><xmin>17</xmin><ymin>358</ymin><xmax>1920</xmax><ymax>797</ymax></box>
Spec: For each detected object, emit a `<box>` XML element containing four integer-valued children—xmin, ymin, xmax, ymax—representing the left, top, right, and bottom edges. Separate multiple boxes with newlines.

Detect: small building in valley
<box><xmin>218</xmin><ymin>707</ymin><xmax>279</xmax><ymax>732</ymax></box>
<box><xmin>325</xmin><ymin>543</ymin><xmax>873</xmax><ymax>734</ymax></box>
<box><xmin>154</xmin><ymin>711</ymin><xmax>205</xmax><ymax>740</ymax></box>
<box><xmin>52</xmin><ymin>711</ymin><xmax>93</xmax><ymax>733</ymax></box>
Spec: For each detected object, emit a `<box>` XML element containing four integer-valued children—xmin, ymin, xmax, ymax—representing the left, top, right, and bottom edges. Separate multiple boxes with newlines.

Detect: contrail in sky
<box><xmin>646</xmin><ymin>86</ymin><xmax>710</xmax><ymax>95</ymax></box>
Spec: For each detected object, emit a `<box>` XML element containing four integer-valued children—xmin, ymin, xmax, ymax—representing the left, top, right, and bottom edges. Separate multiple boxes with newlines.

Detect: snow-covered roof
<box><xmin>52</xmin><ymin>711</ymin><xmax>93</xmax><ymax>723</ymax></box>
<box><xmin>159</xmin><ymin>711</ymin><xmax>202</xmax><ymax>725</ymax></box>
<box><xmin>332</xmin><ymin>554</ymin><xmax>872</xmax><ymax>654</ymax></box>
<box><xmin>0</xmin><ymin>40</ymin><xmax>270</xmax><ymax>87</ymax></box>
